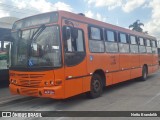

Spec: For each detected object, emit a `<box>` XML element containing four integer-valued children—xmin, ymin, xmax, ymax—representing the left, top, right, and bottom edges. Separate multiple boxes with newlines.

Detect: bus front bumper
<box><xmin>9</xmin><ymin>84</ymin><xmax>64</xmax><ymax>99</ymax></box>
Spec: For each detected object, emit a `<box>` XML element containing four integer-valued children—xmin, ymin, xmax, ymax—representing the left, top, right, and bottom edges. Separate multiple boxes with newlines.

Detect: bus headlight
<box><xmin>44</xmin><ymin>81</ymin><xmax>54</xmax><ymax>86</ymax></box>
<box><xmin>44</xmin><ymin>82</ymin><xmax>48</xmax><ymax>85</ymax></box>
<box><xmin>14</xmin><ymin>80</ymin><xmax>17</xmax><ymax>84</ymax></box>
<box><xmin>50</xmin><ymin>81</ymin><xmax>54</xmax><ymax>85</ymax></box>
<box><xmin>11</xmin><ymin>79</ymin><xmax>17</xmax><ymax>84</ymax></box>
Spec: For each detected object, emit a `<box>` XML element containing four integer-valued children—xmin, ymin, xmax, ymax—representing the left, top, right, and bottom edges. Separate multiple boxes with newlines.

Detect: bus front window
<box><xmin>11</xmin><ymin>26</ymin><xmax>61</xmax><ymax>68</ymax></box>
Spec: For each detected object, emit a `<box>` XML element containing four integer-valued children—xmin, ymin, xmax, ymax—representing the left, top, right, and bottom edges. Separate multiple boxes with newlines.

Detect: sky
<box><xmin>0</xmin><ymin>0</ymin><xmax>160</xmax><ymax>39</ymax></box>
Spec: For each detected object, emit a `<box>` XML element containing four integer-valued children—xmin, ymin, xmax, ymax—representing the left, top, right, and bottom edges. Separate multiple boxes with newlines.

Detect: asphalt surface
<box><xmin>0</xmin><ymin>70</ymin><xmax>160</xmax><ymax>120</ymax></box>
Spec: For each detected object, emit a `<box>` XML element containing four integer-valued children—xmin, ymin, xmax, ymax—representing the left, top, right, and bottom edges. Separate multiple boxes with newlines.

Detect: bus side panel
<box><xmin>147</xmin><ymin>54</ymin><xmax>153</xmax><ymax>74</ymax></box>
<box><xmin>139</xmin><ymin>54</ymin><xmax>147</xmax><ymax>67</ymax></box>
<box><xmin>82</xmin><ymin>76</ymin><xmax>92</xmax><ymax>92</ymax></box>
<box><xmin>148</xmin><ymin>54</ymin><xmax>153</xmax><ymax>65</ymax></box>
<box><xmin>152</xmin><ymin>54</ymin><xmax>159</xmax><ymax>72</ymax></box>
<box><xmin>155</xmin><ymin>65</ymin><xmax>159</xmax><ymax>72</ymax></box>
<box><xmin>152</xmin><ymin>65</ymin><xmax>159</xmax><ymax>73</ymax></box>
<box><xmin>130</xmin><ymin>54</ymin><xmax>140</xmax><ymax>68</ymax></box>
<box><xmin>148</xmin><ymin>65</ymin><xmax>153</xmax><ymax>74</ymax></box>
<box><xmin>87</xmin><ymin>54</ymin><xmax>115</xmax><ymax>86</ymax></box>
<box><xmin>87</xmin><ymin>54</ymin><xmax>106</xmax><ymax>73</ymax></box>
<box><xmin>130</xmin><ymin>54</ymin><xmax>140</xmax><ymax>79</ymax></box>
<box><xmin>112</xmin><ymin>70</ymin><xmax>130</xmax><ymax>84</ymax></box>
<box><xmin>106</xmin><ymin>73</ymin><xmax>113</xmax><ymax>86</ymax></box>
<box><xmin>106</xmin><ymin>54</ymin><xmax>119</xmax><ymax>72</ymax></box>
<box><xmin>65</xmin><ymin>78</ymin><xmax>83</xmax><ymax>98</ymax></box>
<box><xmin>106</xmin><ymin>53</ymin><xmax>119</xmax><ymax>86</ymax></box>
<box><xmin>119</xmin><ymin>54</ymin><xmax>130</xmax><ymax>82</ymax></box>
<box><xmin>130</xmin><ymin>68</ymin><xmax>142</xmax><ymax>79</ymax></box>
<box><xmin>119</xmin><ymin>54</ymin><xmax>130</xmax><ymax>70</ymax></box>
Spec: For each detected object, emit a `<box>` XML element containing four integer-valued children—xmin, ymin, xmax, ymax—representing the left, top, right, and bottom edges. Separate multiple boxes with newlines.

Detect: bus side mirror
<box><xmin>71</xmin><ymin>28</ymin><xmax>78</xmax><ymax>39</ymax></box>
<box><xmin>63</xmin><ymin>26</ymin><xmax>70</xmax><ymax>41</ymax></box>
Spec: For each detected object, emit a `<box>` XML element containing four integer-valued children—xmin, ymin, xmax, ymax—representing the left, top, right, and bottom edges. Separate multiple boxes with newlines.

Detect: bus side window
<box><xmin>105</xmin><ymin>30</ymin><xmax>118</xmax><ymax>53</ymax></box>
<box><xmin>138</xmin><ymin>37</ymin><xmax>146</xmax><ymax>53</ymax></box>
<box><xmin>88</xmin><ymin>26</ymin><xmax>104</xmax><ymax>53</ymax></box>
<box><xmin>152</xmin><ymin>40</ymin><xmax>156</xmax><ymax>47</ymax></box>
<box><xmin>146</xmin><ymin>39</ymin><xmax>152</xmax><ymax>53</ymax></box>
<box><xmin>63</xmin><ymin>27</ymin><xmax>72</xmax><ymax>52</ymax></box>
<box><xmin>139</xmin><ymin>37</ymin><xmax>145</xmax><ymax>45</ymax></box>
<box><xmin>64</xmin><ymin>27</ymin><xmax>84</xmax><ymax>52</ymax></box>
<box><xmin>75</xmin><ymin>30</ymin><xmax>84</xmax><ymax>52</ymax></box>
<box><xmin>119</xmin><ymin>33</ymin><xmax>127</xmax><ymax>43</ymax></box>
<box><xmin>118</xmin><ymin>33</ymin><xmax>129</xmax><ymax>53</ymax></box>
<box><xmin>63</xmin><ymin>26</ymin><xmax>86</xmax><ymax>66</ymax></box>
<box><xmin>151</xmin><ymin>40</ymin><xmax>158</xmax><ymax>54</ymax></box>
<box><xmin>130</xmin><ymin>35</ymin><xmax>138</xmax><ymax>53</ymax></box>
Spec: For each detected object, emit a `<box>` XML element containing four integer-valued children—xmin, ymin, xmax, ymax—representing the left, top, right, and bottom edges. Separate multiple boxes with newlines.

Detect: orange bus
<box><xmin>9</xmin><ymin>11</ymin><xmax>159</xmax><ymax>99</ymax></box>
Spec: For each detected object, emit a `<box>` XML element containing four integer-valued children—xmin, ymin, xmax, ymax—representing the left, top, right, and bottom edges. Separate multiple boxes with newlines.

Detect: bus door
<box><xmin>62</xmin><ymin>19</ymin><xmax>87</xmax><ymax>98</ymax></box>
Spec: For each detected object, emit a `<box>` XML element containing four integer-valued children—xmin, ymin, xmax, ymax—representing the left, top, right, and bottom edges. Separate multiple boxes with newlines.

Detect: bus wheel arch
<box><xmin>93</xmin><ymin>69</ymin><xmax>106</xmax><ymax>87</ymax></box>
<box><xmin>86</xmin><ymin>69</ymin><xmax>106</xmax><ymax>99</ymax></box>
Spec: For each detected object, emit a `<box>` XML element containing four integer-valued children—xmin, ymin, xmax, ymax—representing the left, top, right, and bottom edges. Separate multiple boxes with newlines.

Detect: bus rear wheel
<box><xmin>141</xmin><ymin>66</ymin><xmax>148</xmax><ymax>81</ymax></box>
<box><xmin>86</xmin><ymin>74</ymin><xmax>103</xmax><ymax>99</ymax></box>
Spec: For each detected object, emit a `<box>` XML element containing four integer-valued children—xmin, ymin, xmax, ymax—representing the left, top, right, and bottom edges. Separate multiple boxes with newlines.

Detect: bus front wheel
<box><xmin>86</xmin><ymin>74</ymin><xmax>103</xmax><ymax>99</ymax></box>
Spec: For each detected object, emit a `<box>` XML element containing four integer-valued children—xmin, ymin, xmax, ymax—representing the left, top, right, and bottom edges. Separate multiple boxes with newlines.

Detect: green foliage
<box><xmin>129</xmin><ymin>20</ymin><xmax>144</xmax><ymax>32</ymax></box>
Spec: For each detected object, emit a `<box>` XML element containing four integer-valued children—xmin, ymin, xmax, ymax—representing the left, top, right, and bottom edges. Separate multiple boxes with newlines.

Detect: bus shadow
<box><xmin>107</xmin><ymin>72</ymin><xmax>160</xmax><ymax>91</ymax></box>
<box><xmin>104</xmin><ymin>74</ymin><xmax>156</xmax><ymax>93</ymax></box>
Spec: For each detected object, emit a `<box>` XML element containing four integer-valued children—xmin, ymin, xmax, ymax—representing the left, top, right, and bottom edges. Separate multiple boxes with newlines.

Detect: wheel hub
<box><xmin>93</xmin><ymin>79</ymin><xmax>100</xmax><ymax>92</ymax></box>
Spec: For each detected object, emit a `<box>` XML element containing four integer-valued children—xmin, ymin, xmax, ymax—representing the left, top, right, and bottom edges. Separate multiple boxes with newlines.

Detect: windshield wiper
<box><xmin>30</xmin><ymin>24</ymin><xmax>46</xmax><ymax>42</ymax></box>
<box><xmin>28</xmin><ymin>24</ymin><xmax>46</xmax><ymax>67</ymax></box>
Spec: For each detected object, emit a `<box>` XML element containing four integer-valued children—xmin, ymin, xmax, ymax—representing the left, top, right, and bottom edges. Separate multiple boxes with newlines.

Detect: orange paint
<box><xmin>9</xmin><ymin>11</ymin><xmax>159</xmax><ymax>99</ymax></box>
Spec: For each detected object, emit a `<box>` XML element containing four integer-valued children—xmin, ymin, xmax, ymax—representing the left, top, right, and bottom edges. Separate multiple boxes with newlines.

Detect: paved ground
<box><xmin>0</xmin><ymin>70</ymin><xmax>160</xmax><ymax>120</ymax></box>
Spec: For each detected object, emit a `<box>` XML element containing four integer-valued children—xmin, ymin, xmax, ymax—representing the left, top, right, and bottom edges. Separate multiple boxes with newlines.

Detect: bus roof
<box><xmin>58</xmin><ymin>10</ymin><xmax>156</xmax><ymax>40</ymax></box>
<box><xmin>14</xmin><ymin>10</ymin><xmax>156</xmax><ymax>40</ymax></box>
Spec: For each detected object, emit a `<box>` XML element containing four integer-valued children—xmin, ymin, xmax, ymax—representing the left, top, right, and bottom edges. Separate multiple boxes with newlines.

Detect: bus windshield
<box><xmin>11</xmin><ymin>25</ymin><xmax>61</xmax><ymax>68</ymax></box>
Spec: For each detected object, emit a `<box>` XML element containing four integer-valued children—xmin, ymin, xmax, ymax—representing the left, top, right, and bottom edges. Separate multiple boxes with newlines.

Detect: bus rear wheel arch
<box><xmin>141</xmin><ymin>65</ymin><xmax>148</xmax><ymax>81</ymax></box>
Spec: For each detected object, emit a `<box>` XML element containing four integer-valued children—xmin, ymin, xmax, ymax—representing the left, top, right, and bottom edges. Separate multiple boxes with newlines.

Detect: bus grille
<box><xmin>17</xmin><ymin>74</ymin><xmax>44</xmax><ymax>78</ymax></box>
<box><xmin>20</xmin><ymin>88</ymin><xmax>38</xmax><ymax>96</ymax></box>
<box><xmin>19</xmin><ymin>79</ymin><xmax>42</xmax><ymax>87</ymax></box>
<box><xmin>16</xmin><ymin>74</ymin><xmax>44</xmax><ymax>87</ymax></box>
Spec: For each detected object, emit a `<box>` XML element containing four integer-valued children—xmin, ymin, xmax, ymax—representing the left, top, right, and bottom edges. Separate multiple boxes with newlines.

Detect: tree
<box><xmin>129</xmin><ymin>20</ymin><xmax>144</xmax><ymax>32</ymax></box>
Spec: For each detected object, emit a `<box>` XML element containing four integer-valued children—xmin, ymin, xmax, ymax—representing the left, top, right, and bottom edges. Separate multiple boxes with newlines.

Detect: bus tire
<box><xmin>86</xmin><ymin>74</ymin><xmax>103</xmax><ymax>99</ymax></box>
<box><xmin>141</xmin><ymin>66</ymin><xmax>148</xmax><ymax>81</ymax></box>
